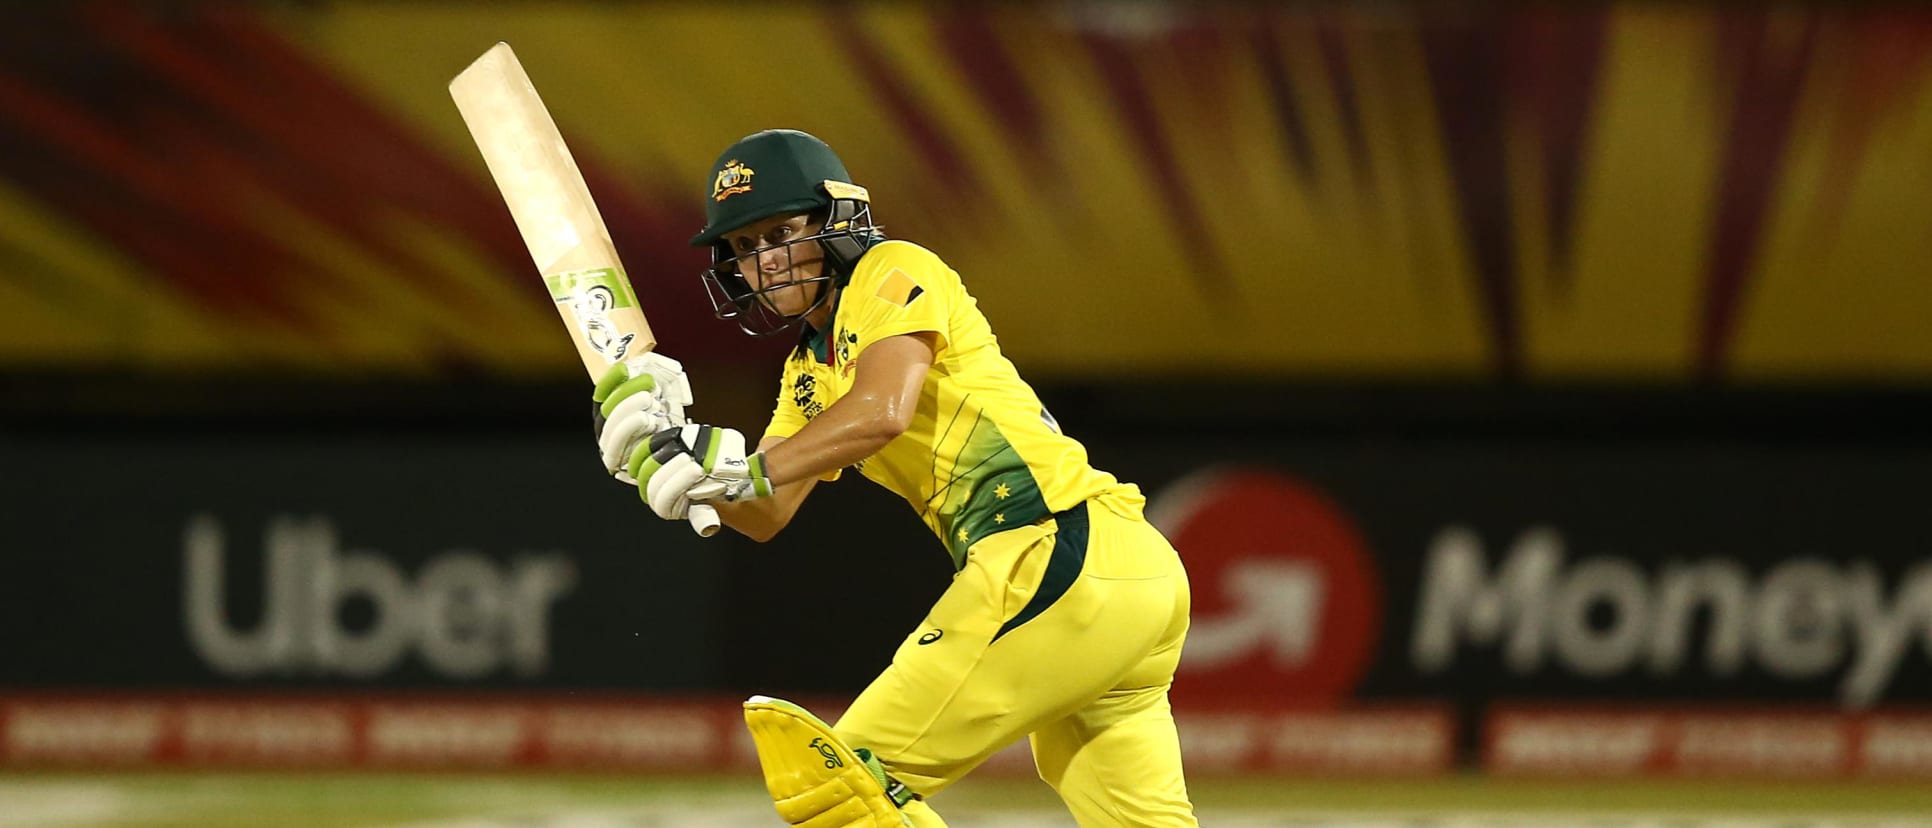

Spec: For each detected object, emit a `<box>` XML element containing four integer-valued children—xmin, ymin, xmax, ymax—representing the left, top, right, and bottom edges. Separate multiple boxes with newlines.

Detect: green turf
<box><xmin>4</xmin><ymin>772</ymin><xmax>1932</xmax><ymax>827</ymax></box>
<box><xmin>1186</xmin><ymin>776</ymin><xmax>1932</xmax><ymax>813</ymax></box>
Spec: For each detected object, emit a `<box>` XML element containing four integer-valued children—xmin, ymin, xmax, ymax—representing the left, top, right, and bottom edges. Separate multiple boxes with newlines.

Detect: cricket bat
<box><xmin>448</xmin><ymin>42</ymin><xmax>719</xmax><ymax>537</ymax></box>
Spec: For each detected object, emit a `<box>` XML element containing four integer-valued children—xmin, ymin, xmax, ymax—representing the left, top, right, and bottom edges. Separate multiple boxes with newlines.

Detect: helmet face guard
<box><xmin>699</xmin><ymin>198</ymin><xmax>880</xmax><ymax>338</ymax></box>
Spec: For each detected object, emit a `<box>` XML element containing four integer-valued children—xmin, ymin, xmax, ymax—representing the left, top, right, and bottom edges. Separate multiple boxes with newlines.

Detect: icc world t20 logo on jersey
<box><xmin>793</xmin><ymin>373</ymin><xmax>823</xmax><ymax>420</ymax></box>
<box><xmin>712</xmin><ymin>160</ymin><xmax>754</xmax><ymax>201</ymax></box>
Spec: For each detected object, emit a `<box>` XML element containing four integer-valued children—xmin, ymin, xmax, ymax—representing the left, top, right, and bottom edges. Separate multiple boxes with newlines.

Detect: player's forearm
<box><xmin>714</xmin><ymin>477</ymin><xmax>813</xmax><ymax>542</ymax></box>
<box><xmin>761</xmin><ymin>395</ymin><xmax>907</xmax><ymax>486</ymax></box>
<box><xmin>714</xmin><ymin>500</ymin><xmax>778</xmax><ymax>541</ymax></box>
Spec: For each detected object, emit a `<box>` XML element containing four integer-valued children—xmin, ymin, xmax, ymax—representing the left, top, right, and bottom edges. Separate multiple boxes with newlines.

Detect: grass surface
<box><xmin>4</xmin><ymin>772</ymin><xmax>1932</xmax><ymax>827</ymax></box>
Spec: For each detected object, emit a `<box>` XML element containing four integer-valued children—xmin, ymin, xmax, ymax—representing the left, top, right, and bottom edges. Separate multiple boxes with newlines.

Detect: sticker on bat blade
<box><xmin>546</xmin><ymin>267</ymin><xmax>641</xmax><ymax>363</ymax></box>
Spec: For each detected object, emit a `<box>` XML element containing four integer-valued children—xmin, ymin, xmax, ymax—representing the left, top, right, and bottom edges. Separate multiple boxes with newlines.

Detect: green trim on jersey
<box><xmin>799</xmin><ymin>325</ymin><xmax>832</xmax><ymax>363</ymax></box>
<box><xmin>760</xmin><ymin>241</ymin><xmax>1133</xmax><ymax>568</ymax></box>
<box><xmin>932</xmin><ymin>417</ymin><xmax>1051</xmax><ymax>567</ymax></box>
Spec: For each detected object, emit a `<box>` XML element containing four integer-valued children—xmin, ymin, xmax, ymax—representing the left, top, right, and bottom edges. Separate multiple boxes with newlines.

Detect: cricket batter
<box><xmin>594</xmin><ymin>129</ymin><xmax>1197</xmax><ymax>827</ymax></box>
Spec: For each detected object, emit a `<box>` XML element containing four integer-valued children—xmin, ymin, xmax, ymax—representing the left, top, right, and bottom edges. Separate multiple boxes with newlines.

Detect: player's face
<box><xmin>729</xmin><ymin>212</ymin><xmax>827</xmax><ymax>317</ymax></box>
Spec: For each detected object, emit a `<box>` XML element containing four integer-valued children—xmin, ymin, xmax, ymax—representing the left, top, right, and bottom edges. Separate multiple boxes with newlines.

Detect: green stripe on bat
<box><xmin>544</xmin><ymin>267</ymin><xmax>638</xmax><ymax>309</ymax></box>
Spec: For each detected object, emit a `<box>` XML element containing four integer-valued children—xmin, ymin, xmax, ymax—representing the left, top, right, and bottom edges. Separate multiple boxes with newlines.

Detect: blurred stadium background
<box><xmin>5</xmin><ymin>1</ymin><xmax>1932</xmax><ymax>825</ymax></box>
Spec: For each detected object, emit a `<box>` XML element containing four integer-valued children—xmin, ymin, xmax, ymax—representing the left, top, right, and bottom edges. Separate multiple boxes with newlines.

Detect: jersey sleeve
<box><xmin>839</xmin><ymin>242</ymin><xmax>957</xmax><ymax>359</ymax></box>
<box><xmin>759</xmin><ymin>357</ymin><xmax>844</xmax><ymax>482</ymax></box>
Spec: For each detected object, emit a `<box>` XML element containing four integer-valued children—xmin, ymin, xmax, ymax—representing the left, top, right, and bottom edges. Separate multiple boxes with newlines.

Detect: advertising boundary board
<box><xmin>0</xmin><ymin>693</ymin><xmax>1452</xmax><ymax>777</ymax></box>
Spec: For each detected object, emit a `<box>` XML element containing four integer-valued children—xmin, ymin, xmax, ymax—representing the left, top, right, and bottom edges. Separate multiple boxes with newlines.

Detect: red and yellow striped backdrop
<box><xmin>2</xmin><ymin>3</ymin><xmax>1929</xmax><ymax>382</ymax></box>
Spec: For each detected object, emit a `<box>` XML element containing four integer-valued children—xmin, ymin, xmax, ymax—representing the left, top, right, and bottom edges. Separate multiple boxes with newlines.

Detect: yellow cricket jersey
<box><xmin>762</xmin><ymin>240</ymin><xmax>1138</xmax><ymax>568</ymax></box>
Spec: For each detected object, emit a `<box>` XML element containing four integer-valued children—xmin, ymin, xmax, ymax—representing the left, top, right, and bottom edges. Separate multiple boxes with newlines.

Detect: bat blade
<box><xmin>450</xmin><ymin>42</ymin><xmax>717</xmax><ymax>537</ymax></box>
<box><xmin>448</xmin><ymin>41</ymin><xmax>658</xmax><ymax>377</ymax></box>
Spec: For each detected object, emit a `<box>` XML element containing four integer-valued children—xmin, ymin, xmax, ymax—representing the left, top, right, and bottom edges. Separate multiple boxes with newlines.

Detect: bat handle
<box><xmin>688</xmin><ymin>504</ymin><xmax>721</xmax><ymax>537</ymax></box>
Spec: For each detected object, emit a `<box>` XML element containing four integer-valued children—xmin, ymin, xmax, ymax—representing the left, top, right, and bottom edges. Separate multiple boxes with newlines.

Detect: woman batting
<box><xmin>595</xmin><ymin>129</ymin><xmax>1197</xmax><ymax>827</ymax></box>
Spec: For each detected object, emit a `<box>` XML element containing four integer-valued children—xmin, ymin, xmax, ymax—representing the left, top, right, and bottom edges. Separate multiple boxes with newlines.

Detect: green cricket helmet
<box><xmin>692</xmin><ymin>129</ymin><xmax>882</xmax><ymax>337</ymax></box>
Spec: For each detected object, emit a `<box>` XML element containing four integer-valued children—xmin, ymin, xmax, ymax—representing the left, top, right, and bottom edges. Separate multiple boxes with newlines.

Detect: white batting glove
<box><xmin>631</xmin><ymin>424</ymin><xmax>774</xmax><ymax>521</ymax></box>
<box><xmin>592</xmin><ymin>352</ymin><xmax>695</xmax><ymax>483</ymax></box>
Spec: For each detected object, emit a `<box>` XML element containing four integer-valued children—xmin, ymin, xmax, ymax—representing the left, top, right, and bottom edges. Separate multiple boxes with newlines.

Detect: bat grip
<box><xmin>688</xmin><ymin>504</ymin><xmax>721</xmax><ymax>537</ymax></box>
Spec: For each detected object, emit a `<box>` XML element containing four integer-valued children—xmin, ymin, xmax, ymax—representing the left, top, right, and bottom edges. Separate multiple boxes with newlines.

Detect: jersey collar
<box><xmin>796</xmin><ymin>289</ymin><xmax>845</xmax><ymax>363</ymax></box>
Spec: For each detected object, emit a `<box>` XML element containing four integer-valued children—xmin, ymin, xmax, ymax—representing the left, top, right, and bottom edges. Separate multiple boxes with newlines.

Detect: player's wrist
<box><xmin>726</xmin><ymin>451</ymin><xmax>774</xmax><ymax>501</ymax></box>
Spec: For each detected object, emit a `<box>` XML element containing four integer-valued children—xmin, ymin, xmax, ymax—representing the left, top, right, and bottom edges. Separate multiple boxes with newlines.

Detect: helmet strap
<box><xmin>816</xmin><ymin>199</ymin><xmax>881</xmax><ymax>286</ymax></box>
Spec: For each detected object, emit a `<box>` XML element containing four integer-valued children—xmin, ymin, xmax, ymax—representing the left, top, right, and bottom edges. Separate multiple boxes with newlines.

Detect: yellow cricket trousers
<box><xmin>833</xmin><ymin>494</ymin><xmax>1198</xmax><ymax>827</ymax></box>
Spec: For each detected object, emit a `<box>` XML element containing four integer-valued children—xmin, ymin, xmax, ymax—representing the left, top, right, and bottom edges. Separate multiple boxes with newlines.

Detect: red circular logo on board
<box><xmin>1149</xmin><ymin>468</ymin><xmax>1380</xmax><ymax>705</ymax></box>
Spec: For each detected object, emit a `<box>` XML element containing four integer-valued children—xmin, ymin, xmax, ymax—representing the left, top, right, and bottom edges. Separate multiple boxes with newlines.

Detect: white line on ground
<box><xmin>0</xmin><ymin>782</ymin><xmax>130</xmax><ymax>828</ymax></box>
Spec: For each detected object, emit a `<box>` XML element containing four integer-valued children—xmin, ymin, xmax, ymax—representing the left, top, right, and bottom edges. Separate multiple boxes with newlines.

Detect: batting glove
<box><xmin>631</xmin><ymin>424</ymin><xmax>774</xmax><ymax>521</ymax></box>
<box><xmin>592</xmin><ymin>352</ymin><xmax>694</xmax><ymax>483</ymax></box>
